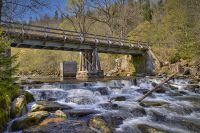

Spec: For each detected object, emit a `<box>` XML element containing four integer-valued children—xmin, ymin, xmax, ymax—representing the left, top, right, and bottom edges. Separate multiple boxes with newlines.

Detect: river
<box><xmin>5</xmin><ymin>76</ymin><xmax>200</xmax><ymax>133</ymax></box>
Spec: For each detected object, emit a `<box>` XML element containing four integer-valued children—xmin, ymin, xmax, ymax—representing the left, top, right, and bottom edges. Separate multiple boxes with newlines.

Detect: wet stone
<box><xmin>129</xmin><ymin>107</ymin><xmax>146</xmax><ymax>117</ymax></box>
<box><xmin>110</xmin><ymin>96</ymin><xmax>126</xmax><ymax>101</ymax></box>
<box><xmin>148</xmin><ymin>110</ymin><xmax>167</xmax><ymax>122</ymax></box>
<box><xmin>185</xmin><ymin>85</ymin><xmax>200</xmax><ymax>94</ymax></box>
<box><xmin>11</xmin><ymin>95</ymin><xmax>28</xmax><ymax>118</ymax></box>
<box><xmin>92</xmin><ymin>87</ymin><xmax>110</xmax><ymax>95</ymax></box>
<box><xmin>16</xmin><ymin>90</ymin><xmax>35</xmax><ymax>103</ymax></box>
<box><xmin>55</xmin><ymin>110</ymin><xmax>67</xmax><ymax>118</ymax></box>
<box><xmin>88</xmin><ymin>116</ymin><xmax>112</xmax><ymax>133</ymax></box>
<box><xmin>11</xmin><ymin>111</ymin><xmax>49</xmax><ymax>131</ymax></box>
<box><xmin>23</xmin><ymin>120</ymin><xmax>95</xmax><ymax>133</ymax></box>
<box><xmin>135</xmin><ymin>89</ymin><xmax>149</xmax><ymax>94</ymax></box>
<box><xmin>98</xmin><ymin>102</ymin><xmax>119</xmax><ymax>110</ymax></box>
<box><xmin>31</xmin><ymin>101</ymin><xmax>72</xmax><ymax>112</ymax></box>
<box><xmin>64</xmin><ymin>109</ymin><xmax>100</xmax><ymax>117</ymax></box>
<box><xmin>140</xmin><ymin>101</ymin><xmax>170</xmax><ymax>107</ymax></box>
<box><xmin>100</xmin><ymin>113</ymin><xmax>124</xmax><ymax>127</ymax></box>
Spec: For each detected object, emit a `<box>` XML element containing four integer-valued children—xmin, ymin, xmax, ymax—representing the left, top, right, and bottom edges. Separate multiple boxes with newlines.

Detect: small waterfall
<box><xmin>8</xmin><ymin>77</ymin><xmax>200</xmax><ymax>133</ymax></box>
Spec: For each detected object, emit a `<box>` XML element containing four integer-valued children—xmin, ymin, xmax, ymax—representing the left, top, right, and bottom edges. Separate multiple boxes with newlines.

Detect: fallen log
<box><xmin>137</xmin><ymin>73</ymin><xmax>177</xmax><ymax>102</ymax></box>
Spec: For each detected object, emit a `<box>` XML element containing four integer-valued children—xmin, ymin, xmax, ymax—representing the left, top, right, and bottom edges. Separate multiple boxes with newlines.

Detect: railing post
<box><xmin>21</xmin><ymin>24</ymin><xmax>25</xmax><ymax>38</ymax></box>
<box><xmin>44</xmin><ymin>27</ymin><xmax>48</xmax><ymax>38</ymax></box>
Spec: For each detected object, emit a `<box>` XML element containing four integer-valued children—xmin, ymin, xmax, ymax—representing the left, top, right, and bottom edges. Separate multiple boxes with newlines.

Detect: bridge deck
<box><xmin>1</xmin><ymin>21</ymin><xmax>149</xmax><ymax>55</ymax></box>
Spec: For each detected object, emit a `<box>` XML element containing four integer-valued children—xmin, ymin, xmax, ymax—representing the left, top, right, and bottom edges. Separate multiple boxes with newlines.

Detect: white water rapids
<box><xmin>7</xmin><ymin>77</ymin><xmax>200</xmax><ymax>133</ymax></box>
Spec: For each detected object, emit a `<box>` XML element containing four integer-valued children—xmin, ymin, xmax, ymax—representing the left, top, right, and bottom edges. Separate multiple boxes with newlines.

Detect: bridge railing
<box><xmin>0</xmin><ymin>21</ymin><xmax>150</xmax><ymax>49</ymax></box>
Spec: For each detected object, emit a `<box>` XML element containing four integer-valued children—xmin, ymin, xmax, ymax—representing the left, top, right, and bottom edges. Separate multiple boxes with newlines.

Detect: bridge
<box><xmin>1</xmin><ymin>21</ymin><xmax>159</xmax><ymax>78</ymax></box>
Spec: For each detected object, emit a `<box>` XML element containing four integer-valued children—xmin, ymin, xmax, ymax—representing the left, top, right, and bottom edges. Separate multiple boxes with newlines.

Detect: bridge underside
<box><xmin>11</xmin><ymin>42</ymin><xmax>144</xmax><ymax>55</ymax></box>
<box><xmin>10</xmin><ymin>33</ymin><xmax>146</xmax><ymax>55</ymax></box>
<box><xmin>7</xmin><ymin>33</ymin><xmax>158</xmax><ymax>78</ymax></box>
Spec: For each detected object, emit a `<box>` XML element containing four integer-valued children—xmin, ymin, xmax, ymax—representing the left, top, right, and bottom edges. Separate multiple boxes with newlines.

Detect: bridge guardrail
<box><xmin>0</xmin><ymin>21</ymin><xmax>150</xmax><ymax>50</ymax></box>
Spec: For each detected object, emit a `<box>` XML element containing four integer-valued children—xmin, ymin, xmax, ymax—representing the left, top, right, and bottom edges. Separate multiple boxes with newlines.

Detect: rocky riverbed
<box><xmin>4</xmin><ymin>76</ymin><xmax>200</xmax><ymax>133</ymax></box>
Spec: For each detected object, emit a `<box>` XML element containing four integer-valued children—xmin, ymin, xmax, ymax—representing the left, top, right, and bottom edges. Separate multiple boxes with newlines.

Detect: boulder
<box><xmin>11</xmin><ymin>111</ymin><xmax>49</xmax><ymax>131</ymax></box>
<box><xmin>31</xmin><ymin>101</ymin><xmax>72</xmax><ymax>112</ymax></box>
<box><xmin>64</xmin><ymin>109</ymin><xmax>100</xmax><ymax>117</ymax></box>
<box><xmin>137</xmin><ymin>124</ymin><xmax>168</xmax><ymax>133</ymax></box>
<box><xmin>140</xmin><ymin>100</ymin><xmax>169</xmax><ymax>107</ymax></box>
<box><xmin>88</xmin><ymin>116</ymin><xmax>112</xmax><ymax>133</ymax></box>
<box><xmin>55</xmin><ymin>110</ymin><xmax>67</xmax><ymax>118</ymax></box>
<box><xmin>100</xmin><ymin>113</ymin><xmax>124</xmax><ymax>127</ymax></box>
<box><xmin>11</xmin><ymin>95</ymin><xmax>28</xmax><ymax>118</ymax></box>
<box><xmin>18</xmin><ymin>90</ymin><xmax>35</xmax><ymax>103</ymax></box>
<box><xmin>23</xmin><ymin>120</ymin><xmax>95</xmax><ymax>133</ymax></box>
<box><xmin>110</xmin><ymin>96</ymin><xmax>126</xmax><ymax>101</ymax></box>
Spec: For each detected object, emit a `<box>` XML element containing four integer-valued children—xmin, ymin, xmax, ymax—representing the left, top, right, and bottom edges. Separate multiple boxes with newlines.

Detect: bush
<box><xmin>169</xmin><ymin>52</ymin><xmax>181</xmax><ymax>64</ymax></box>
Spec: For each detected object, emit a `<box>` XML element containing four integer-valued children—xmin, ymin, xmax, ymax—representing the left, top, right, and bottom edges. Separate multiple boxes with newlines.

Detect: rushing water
<box><xmin>7</xmin><ymin>77</ymin><xmax>200</xmax><ymax>133</ymax></box>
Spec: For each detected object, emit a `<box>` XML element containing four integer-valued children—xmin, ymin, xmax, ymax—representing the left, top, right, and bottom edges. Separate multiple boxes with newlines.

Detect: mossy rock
<box><xmin>88</xmin><ymin>116</ymin><xmax>112</xmax><ymax>133</ymax></box>
<box><xmin>11</xmin><ymin>111</ymin><xmax>49</xmax><ymax>131</ymax></box>
<box><xmin>31</xmin><ymin>101</ymin><xmax>72</xmax><ymax>112</ymax></box>
<box><xmin>54</xmin><ymin>110</ymin><xmax>67</xmax><ymax>118</ymax></box>
<box><xmin>16</xmin><ymin>90</ymin><xmax>35</xmax><ymax>103</ymax></box>
<box><xmin>11</xmin><ymin>95</ymin><xmax>28</xmax><ymax>118</ymax></box>
<box><xmin>23</xmin><ymin>120</ymin><xmax>95</xmax><ymax>133</ymax></box>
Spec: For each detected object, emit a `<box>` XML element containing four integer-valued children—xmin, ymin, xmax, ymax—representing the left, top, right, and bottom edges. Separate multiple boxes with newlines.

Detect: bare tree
<box><xmin>0</xmin><ymin>0</ymin><xmax>48</xmax><ymax>21</ymax></box>
<box><xmin>88</xmin><ymin>0</ymin><xmax>142</xmax><ymax>38</ymax></box>
<box><xmin>88</xmin><ymin>0</ymin><xmax>119</xmax><ymax>36</ymax></box>
<box><xmin>60</xmin><ymin>0</ymin><xmax>95</xmax><ymax>34</ymax></box>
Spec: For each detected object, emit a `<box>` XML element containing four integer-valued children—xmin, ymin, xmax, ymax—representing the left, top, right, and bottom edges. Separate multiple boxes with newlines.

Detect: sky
<box><xmin>21</xmin><ymin>0</ymin><xmax>165</xmax><ymax>22</ymax></box>
<box><xmin>23</xmin><ymin>0</ymin><xmax>67</xmax><ymax>22</ymax></box>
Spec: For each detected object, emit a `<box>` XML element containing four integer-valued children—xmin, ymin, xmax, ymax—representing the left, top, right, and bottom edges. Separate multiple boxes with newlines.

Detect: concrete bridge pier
<box><xmin>132</xmin><ymin>49</ymin><xmax>160</xmax><ymax>75</ymax></box>
<box><xmin>76</xmin><ymin>48</ymin><xmax>104</xmax><ymax>79</ymax></box>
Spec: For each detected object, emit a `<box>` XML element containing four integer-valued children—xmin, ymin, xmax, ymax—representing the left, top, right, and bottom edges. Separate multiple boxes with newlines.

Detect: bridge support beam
<box><xmin>76</xmin><ymin>48</ymin><xmax>104</xmax><ymax>79</ymax></box>
<box><xmin>132</xmin><ymin>49</ymin><xmax>160</xmax><ymax>75</ymax></box>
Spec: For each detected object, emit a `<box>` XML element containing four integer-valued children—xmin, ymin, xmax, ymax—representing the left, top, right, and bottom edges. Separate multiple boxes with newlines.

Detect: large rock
<box><xmin>64</xmin><ymin>109</ymin><xmax>100</xmax><ymax>117</ymax></box>
<box><xmin>23</xmin><ymin>120</ymin><xmax>95</xmax><ymax>133</ymax></box>
<box><xmin>31</xmin><ymin>101</ymin><xmax>72</xmax><ymax>112</ymax></box>
<box><xmin>11</xmin><ymin>95</ymin><xmax>28</xmax><ymax>118</ymax></box>
<box><xmin>11</xmin><ymin>111</ymin><xmax>49</xmax><ymax>131</ymax></box>
<box><xmin>88</xmin><ymin>116</ymin><xmax>112</xmax><ymax>133</ymax></box>
<box><xmin>17</xmin><ymin>90</ymin><xmax>35</xmax><ymax>103</ymax></box>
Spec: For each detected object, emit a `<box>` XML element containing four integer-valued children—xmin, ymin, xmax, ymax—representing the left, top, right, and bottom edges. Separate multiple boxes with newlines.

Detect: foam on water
<box><xmin>10</xmin><ymin>76</ymin><xmax>200</xmax><ymax>133</ymax></box>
